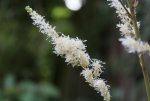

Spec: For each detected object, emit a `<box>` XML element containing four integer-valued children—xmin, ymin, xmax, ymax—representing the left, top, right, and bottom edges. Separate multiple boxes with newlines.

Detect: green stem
<box><xmin>130</xmin><ymin>7</ymin><xmax>150</xmax><ymax>101</ymax></box>
<box><xmin>130</xmin><ymin>10</ymin><xmax>141</xmax><ymax>38</ymax></box>
<box><xmin>139</xmin><ymin>54</ymin><xmax>150</xmax><ymax>101</ymax></box>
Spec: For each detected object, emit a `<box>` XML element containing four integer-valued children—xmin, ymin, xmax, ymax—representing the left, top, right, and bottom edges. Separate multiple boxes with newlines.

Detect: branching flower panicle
<box><xmin>107</xmin><ymin>0</ymin><xmax>150</xmax><ymax>100</ymax></box>
<box><xmin>107</xmin><ymin>0</ymin><xmax>150</xmax><ymax>55</ymax></box>
<box><xmin>25</xmin><ymin>6</ymin><xmax>110</xmax><ymax>101</ymax></box>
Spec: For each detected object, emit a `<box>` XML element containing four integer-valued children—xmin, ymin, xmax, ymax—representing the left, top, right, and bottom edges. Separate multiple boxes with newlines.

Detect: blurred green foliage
<box><xmin>0</xmin><ymin>0</ymin><xmax>150</xmax><ymax>101</ymax></box>
<box><xmin>0</xmin><ymin>74</ymin><xmax>60</xmax><ymax>101</ymax></box>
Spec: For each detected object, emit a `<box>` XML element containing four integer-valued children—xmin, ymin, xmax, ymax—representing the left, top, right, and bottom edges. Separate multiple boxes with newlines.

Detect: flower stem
<box><xmin>130</xmin><ymin>6</ymin><xmax>150</xmax><ymax>101</ymax></box>
<box><xmin>139</xmin><ymin>54</ymin><xmax>150</xmax><ymax>101</ymax></box>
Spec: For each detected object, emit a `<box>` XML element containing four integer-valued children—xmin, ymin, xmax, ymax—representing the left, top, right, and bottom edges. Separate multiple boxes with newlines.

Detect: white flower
<box><xmin>117</xmin><ymin>23</ymin><xmax>133</xmax><ymax>36</ymax></box>
<box><xmin>91</xmin><ymin>59</ymin><xmax>103</xmax><ymax>78</ymax></box>
<box><xmin>26</xmin><ymin>6</ymin><xmax>110</xmax><ymax>101</ymax></box>
<box><xmin>81</xmin><ymin>68</ymin><xmax>94</xmax><ymax>83</ymax></box>
<box><xmin>81</xmin><ymin>68</ymin><xmax>111</xmax><ymax>101</ymax></box>
<box><xmin>25</xmin><ymin>6</ymin><xmax>58</xmax><ymax>40</ymax></box>
<box><xmin>93</xmin><ymin>79</ymin><xmax>110</xmax><ymax>101</ymax></box>
<box><xmin>81</xmin><ymin>69</ymin><xmax>111</xmax><ymax>101</ymax></box>
<box><xmin>107</xmin><ymin>0</ymin><xmax>137</xmax><ymax>36</ymax></box>
<box><xmin>119</xmin><ymin>36</ymin><xmax>150</xmax><ymax>54</ymax></box>
<box><xmin>53</xmin><ymin>36</ymin><xmax>90</xmax><ymax>67</ymax></box>
<box><xmin>25</xmin><ymin>6</ymin><xmax>90</xmax><ymax>68</ymax></box>
<box><xmin>107</xmin><ymin>0</ymin><xmax>150</xmax><ymax>56</ymax></box>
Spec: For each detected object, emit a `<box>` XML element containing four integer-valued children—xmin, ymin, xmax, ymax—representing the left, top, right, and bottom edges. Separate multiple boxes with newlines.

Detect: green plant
<box><xmin>107</xmin><ymin>0</ymin><xmax>150</xmax><ymax>100</ymax></box>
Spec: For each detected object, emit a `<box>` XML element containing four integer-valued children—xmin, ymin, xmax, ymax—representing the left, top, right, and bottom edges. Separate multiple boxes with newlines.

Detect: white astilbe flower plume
<box><xmin>94</xmin><ymin>79</ymin><xmax>110</xmax><ymax>101</ymax></box>
<box><xmin>119</xmin><ymin>36</ymin><xmax>150</xmax><ymax>54</ymax></box>
<box><xmin>53</xmin><ymin>36</ymin><xmax>90</xmax><ymax>67</ymax></box>
<box><xmin>92</xmin><ymin>59</ymin><xmax>103</xmax><ymax>78</ymax></box>
<box><xmin>25</xmin><ymin>6</ymin><xmax>90</xmax><ymax>68</ymax></box>
<box><xmin>25</xmin><ymin>6</ymin><xmax>110</xmax><ymax>101</ymax></box>
<box><xmin>25</xmin><ymin>6</ymin><xmax>58</xmax><ymax>40</ymax></box>
<box><xmin>107</xmin><ymin>0</ymin><xmax>150</xmax><ymax>55</ymax></box>
<box><xmin>81</xmin><ymin>68</ymin><xmax>94</xmax><ymax>83</ymax></box>
<box><xmin>81</xmin><ymin>60</ymin><xmax>110</xmax><ymax>101</ymax></box>
<box><xmin>107</xmin><ymin>0</ymin><xmax>134</xmax><ymax>36</ymax></box>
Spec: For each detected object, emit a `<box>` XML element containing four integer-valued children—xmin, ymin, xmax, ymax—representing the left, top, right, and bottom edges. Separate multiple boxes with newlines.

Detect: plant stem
<box><xmin>130</xmin><ymin>10</ymin><xmax>141</xmax><ymax>38</ymax></box>
<box><xmin>130</xmin><ymin>7</ymin><xmax>150</xmax><ymax>101</ymax></box>
<box><xmin>139</xmin><ymin>54</ymin><xmax>150</xmax><ymax>101</ymax></box>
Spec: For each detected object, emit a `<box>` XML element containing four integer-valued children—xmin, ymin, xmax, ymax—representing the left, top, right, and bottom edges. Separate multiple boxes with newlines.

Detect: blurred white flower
<box><xmin>81</xmin><ymin>69</ymin><xmax>110</xmax><ymax>101</ymax></box>
<box><xmin>91</xmin><ymin>59</ymin><xmax>103</xmax><ymax>78</ymax></box>
<box><xmin>81</xmin><ymin>68</ymin><xmax>94</xmax><ymax>83</ymax></box>
<box><xmin>93</xmin><ymin>79</ymin><xmax>110</xmax><ymax>101</ymax></box>
<box><xmin>107</xmin><ymin>0</ymin><xmax>150</xmax><ymax>55</ymax></box>
<box><xmin>107</xmin><ymin>0</ymin><xmax>135</xmax><ymax>36</ymax></box>
<box><xmin>119</xmin><ymin>36</ymin><xmax>150</xmax><ymax>54</ymax></box>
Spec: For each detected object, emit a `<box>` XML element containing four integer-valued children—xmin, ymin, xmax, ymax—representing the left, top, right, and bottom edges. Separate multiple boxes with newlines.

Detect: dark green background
<box><xmin>0</xmin><ymin>0</ymin><xmax>150</xmax><ymax>101</ymax></box>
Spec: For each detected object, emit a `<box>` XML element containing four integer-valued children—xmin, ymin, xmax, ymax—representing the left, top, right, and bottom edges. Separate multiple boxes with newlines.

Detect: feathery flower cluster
<box><xmin>81</xmin><ymin>59</ymin><xmax>110</xmax><ymax>101</ymax></box>
<box><xmin>119</xmin><ymin>36</ymin><xmax>150</xmax><ymax>54</ymax></box>
<box><xmin>53</xmin><ymin>36</ymin><xmax>90</xmax><ymax>67</ymax></box>
<box><xmin>25</xmin><ymin>6</ymin><xmax>110</xmax><ymax>101</ymax></box>
<box><xmin>26</xmin><ymin>7</ymin><xmax>59</xmax><ymax>39</ymax></box>
<box><xmin>107</xmin><ymin>0</ymin><xmax>134</xmax><ymax>36</ymax></box>
<box><xmin>93</xmin><ymin>79</ymin><xmax>110</xmax><ymax>101</ymax></box>
<box><xmin>107</xmin><ymin>0</ymin><xmax>150</xmax><ymax>55</ymax></box>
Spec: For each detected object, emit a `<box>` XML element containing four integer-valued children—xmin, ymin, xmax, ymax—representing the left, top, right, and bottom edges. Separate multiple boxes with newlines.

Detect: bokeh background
<box><xmin>0</xmin><ymin>0</ymin><xmax>150</xmax><ymax>101</ymax></box>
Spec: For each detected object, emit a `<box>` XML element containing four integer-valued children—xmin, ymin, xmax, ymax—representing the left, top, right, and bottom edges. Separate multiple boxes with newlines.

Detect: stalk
<box><xmin>129</xmin><ymin>2</ymin><xmax>150</xmax><ymax>100</ymax></box>
<box><xmin>139</xmin><ymin>54</ymin><xmax>150</xmax><ymax>101</ymax></box>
